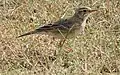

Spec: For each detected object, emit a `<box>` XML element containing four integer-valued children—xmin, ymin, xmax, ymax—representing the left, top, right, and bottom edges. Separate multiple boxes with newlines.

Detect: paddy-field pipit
<box><xmin>17</xmin><ymin>7</ymin><xmax>97</xmax><ymax>45</ymax></box>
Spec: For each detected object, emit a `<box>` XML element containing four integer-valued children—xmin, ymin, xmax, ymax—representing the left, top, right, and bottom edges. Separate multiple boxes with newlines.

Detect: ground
<box><xmin>0</xmin><ymin>0</ymin><xmax>120</xmax><ymax>75</ymax></box>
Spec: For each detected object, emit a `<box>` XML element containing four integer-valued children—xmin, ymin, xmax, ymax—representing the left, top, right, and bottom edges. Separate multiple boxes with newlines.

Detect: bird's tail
<box><xmin>17</xmin><ymin>30</ymin><xmax>39</xmax><ymax>38</ymax></box>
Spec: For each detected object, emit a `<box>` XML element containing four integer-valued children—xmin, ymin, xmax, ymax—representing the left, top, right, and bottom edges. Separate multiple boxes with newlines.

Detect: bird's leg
<box><xmin>58</xmin><ymin>30</ymin><xmax>70</xmax><ymax>47</ymax></box>
<box><xmin>59</xmin><ymin>38</ymin><xmax>73</xmax><ymax>52</ymax></box>
<box><xmin>59</xmin><ymin>24</ymin><xmax>75</xmax><ymax>49</ymax></box>
<box><xmin>57</xmin><ymin>29</ymin><xmax>67</xmax><ymax>47</ymax></box>
<box><xmin>59</xmin><ymin>37</ymin><xmax>67</xmax><ymax>47</ymax></box>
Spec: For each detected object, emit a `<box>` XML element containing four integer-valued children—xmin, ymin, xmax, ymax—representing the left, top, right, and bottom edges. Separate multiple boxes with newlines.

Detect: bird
<box><xmin>17</xmin><ymin>7</ymin><xmax>97</xmax><ymax>39</ymax></box>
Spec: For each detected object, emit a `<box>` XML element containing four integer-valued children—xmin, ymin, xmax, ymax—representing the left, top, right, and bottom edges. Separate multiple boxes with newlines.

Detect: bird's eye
<box><xmin>83</xmin><ymin>10</ymin><xmax>87</xmax><ymax>12</ymax></box>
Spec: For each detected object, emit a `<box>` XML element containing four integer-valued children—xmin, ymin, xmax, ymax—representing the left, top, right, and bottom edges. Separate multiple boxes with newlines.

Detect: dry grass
<box><xmin>0</xmin><ymin>0</ymin><xmax>120</xmax><ymax>75</ymax></box>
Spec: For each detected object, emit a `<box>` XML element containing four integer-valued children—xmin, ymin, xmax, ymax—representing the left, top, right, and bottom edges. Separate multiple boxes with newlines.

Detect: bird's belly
<box><xmin>40</xmin><ymin>26</ymin><xmax>81</xmax><ymax>39</ymax></box>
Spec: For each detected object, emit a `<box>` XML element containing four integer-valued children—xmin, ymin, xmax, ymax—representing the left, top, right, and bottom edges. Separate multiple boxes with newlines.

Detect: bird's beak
<box><xmin>89</xmin><ymin>10</ymin><xmax>97</xmax><ymax>13</ymax></box>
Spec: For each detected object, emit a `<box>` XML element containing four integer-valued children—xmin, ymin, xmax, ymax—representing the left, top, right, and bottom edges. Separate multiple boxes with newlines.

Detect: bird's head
<box><xmin>75</xmin><ymin>7</ymin><xmax>97</xmax><ymax>19</ymax></box>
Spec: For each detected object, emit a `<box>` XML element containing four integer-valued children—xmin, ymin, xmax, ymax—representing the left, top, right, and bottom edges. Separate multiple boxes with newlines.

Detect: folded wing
<box><xmin>17</xmin><ymin>19</ymin><xmax>73</xmax><ymax>38</ymax></box>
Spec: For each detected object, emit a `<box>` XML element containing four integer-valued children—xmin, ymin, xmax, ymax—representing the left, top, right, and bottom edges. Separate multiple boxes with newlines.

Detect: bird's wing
<box><xmin>17</xmin><ymin>19</ymin><xmax>73</xmax><ymax>38</ymax></box>
<box><xmin>36</xmin><ymin>19</ymin><xmax>71</xmax><ymax>31</ymax></box>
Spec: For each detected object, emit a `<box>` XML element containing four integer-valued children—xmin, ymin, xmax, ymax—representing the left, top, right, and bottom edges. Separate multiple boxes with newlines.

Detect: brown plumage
<box><xmin>17</xmin><ymin>7</ymin><xmax>97</xmax><ymax>39</ymax></box>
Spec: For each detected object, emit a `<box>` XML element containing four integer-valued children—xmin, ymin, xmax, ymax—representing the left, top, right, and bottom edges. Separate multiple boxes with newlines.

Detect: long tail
<box><xmin>17</xmin><ymin>30</ymin><xmax>39</xmax><ymax>38</ymax></box>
